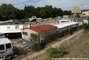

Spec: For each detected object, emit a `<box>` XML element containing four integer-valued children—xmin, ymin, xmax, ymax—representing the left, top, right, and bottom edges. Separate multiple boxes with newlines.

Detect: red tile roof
<box><xmin>29</xmin><ymin>25</ymin><xmax>57</xmax><ymax>32</ymax></box>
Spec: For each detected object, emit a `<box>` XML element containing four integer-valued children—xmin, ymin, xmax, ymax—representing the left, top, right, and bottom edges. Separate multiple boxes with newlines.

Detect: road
<box><xmin>21</xmin><ymin>30</ymin><xmax>83</xmax><ymax>60</ymax></box>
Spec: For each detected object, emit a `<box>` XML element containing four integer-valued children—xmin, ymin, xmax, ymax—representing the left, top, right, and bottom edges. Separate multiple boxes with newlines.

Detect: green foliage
<box><xmin>31</xmin><ymin>33</ymin><xmax>40</xmax><ymax>44</ymax></box>
<box><xmin>21</xmin><ymin>18</ymin><xmax>30</xmax><ymax>23</ymax></box>
<box><xmin>13</xmin><ymin>47</ymin><xmax>22</xmax><ymax>55</ymax></box>
<box><xmin>0</xmin><ymin>4</ymin><xmax>71</xmax><ymax>21</ymax></box>
<box><xmin>47</xmin><ymin>47</ymin><xmax>68</xmax><ymax>58</ymax></box>
<box><xmin>68</xmin><ymin>26</ymin><xmax>73</xmax><ymax>35</ymax></box>
<box><xmin>63</xmin><ymin>10</ymin><xmax>71</xmax><ymax>15</ymax></box>
<box><xmin>31</xmin><ymin>44</ymin><xmax>42</xmax><ymax>51</ymax></box>
<box><xmin>83</xmin><ymin>23</ymin><xmax>89</xmax><ymax>31</ymax></box>
<box><xmin>0</xmin><ymin>4</ymin><xmax>17</xmax><ymax>20</ymax></box>
<box><xmin>76</xmin><ymin>14</ymin><xmax>80</xmax><ymax>18</ymax></box>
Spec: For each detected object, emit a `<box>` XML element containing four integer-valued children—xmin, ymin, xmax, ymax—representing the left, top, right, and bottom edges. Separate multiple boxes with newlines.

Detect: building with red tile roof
<box><xmin>22</xmin><ymin>25</ymin><xmax>57</xmax><ymax>43</ymax></box>
<box><xmin>29</xmin><ymin>25</ymin><xmax>57</xmax><ymax>32</ymax></box>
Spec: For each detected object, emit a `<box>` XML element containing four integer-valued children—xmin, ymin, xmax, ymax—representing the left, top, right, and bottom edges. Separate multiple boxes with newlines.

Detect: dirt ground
<box><xmin>62</xmin><ymin>31</ymin><xmax>89</xmax><ymax>58</ymax></box>
<box><xmin>12</xmin><ymin>28</ymin><xmax>88</xmax><ymax>60</ymax></box>
<box><xmin>18</xmin><ymin>30</ymin><xmax>83</xmax><ymax>60</ymax></box>
<box><xmin>34</xmin><ymin>30</ymin><xmax>89</xmax><ymax>60</ymax></box>
<box><xmin>30</xmin><ymin>17</ymin><xmax>58</xmax><ymax>27</ymax></box>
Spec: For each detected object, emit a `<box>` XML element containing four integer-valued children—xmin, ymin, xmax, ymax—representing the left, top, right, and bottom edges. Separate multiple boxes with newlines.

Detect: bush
<box><xmin>21</xmin><ymin>18</ymin><xmax>30</xmax><ymax>23</ymax></box>
<box><xmin>68</xmin><ymin>26</ymin><xmax>74</xmax><ymax>35</ymax></box>
<box><xmin>13</xmin><ymin>47</ymin><xmax>22</xmax><ymax>55</ymax></box>
<box><xmin>47</xmin><ymin>47</ymin><xmax>68</xmax><ymax>58</ymax></box>
<box><xmin>83</xmin><ymin>23</ymin><xmax>89</xmax><ymax>30</ymax></box>
<box><xmin>31</xmin><ymin>44</ymin><xmax>44</xmax><ymax>51</ymax></box>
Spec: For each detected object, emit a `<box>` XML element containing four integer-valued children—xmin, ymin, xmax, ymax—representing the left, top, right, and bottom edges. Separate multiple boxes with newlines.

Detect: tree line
<box><xmin>0</xmin><ymin>4</ymin><xmax>71</xmax><ymax>21</ymax></box>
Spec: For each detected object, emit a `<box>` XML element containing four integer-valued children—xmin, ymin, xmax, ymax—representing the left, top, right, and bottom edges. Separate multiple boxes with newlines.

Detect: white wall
<box><xmin>0</xmin><ymin>24</ymin><xmax>30</xmax><ymax>33</ymax></box>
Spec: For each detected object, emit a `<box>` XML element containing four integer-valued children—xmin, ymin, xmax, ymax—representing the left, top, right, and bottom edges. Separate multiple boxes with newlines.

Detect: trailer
<box><xmin>52</xmin><ymin>22</ymin><xmax>79</xmax><ymax>37</ymax></box>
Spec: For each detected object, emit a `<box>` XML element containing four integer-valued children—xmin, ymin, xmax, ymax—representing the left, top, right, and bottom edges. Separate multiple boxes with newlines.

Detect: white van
<box><xmin>0</xmin><ymin>38</ymin><xmax>13</xmax><ymax>59</ymax></box>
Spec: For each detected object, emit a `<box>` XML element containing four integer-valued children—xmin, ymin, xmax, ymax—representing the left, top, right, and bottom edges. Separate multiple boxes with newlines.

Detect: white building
<box><xmin>53</xmin><ymin>22</ymin><xmax>79</xmax><ymax>33</ymax></box>
<box><xmin>0</xmin><ymin>24</ymin><xmax>30</xmax><ymax>39</ymax></box>
<box><xmin>0</xmin><ymin>38</ymin><xmax>13</xmax><ymax>59</ymax></box>
<box><xmin>81</xmin><ymin>11</ymin><xmax>89</xmax><ymax>17</ymax></box>
<box><xmin>58</xmin><ymin>18</ymin><xmax>88</xmax><ymax>26</ymax></box>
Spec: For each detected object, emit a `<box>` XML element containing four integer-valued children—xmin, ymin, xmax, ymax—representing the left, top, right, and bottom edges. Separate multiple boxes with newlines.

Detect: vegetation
<box><xmin>13</xmin><ymin>47</ymin><xmax>22</xmax><ymax>55</ymax></box>
<box><xmin>21</xmin><ymin>18</ymin><xmax>30</xmax><ymax>23</ymax></box>
<box><xmin>76</xmin><ymin>14</ymin><xmax>80</xmax><ymax>18</ymax></box>
<box><xmin>68</xmin><ymin>26</ymin><xmax>74</xmax><ymax>35</ymax></box>
<box><xmin>47</xmin><ymin>47</ymin><xmax>68</xmax><ymax>58</ymax></box>
<box><xmin>31</xmin><ymin>33</ymin><xmax>40</xmax><ymax>44</ymax></box>
<box><xmin>83</xmin><ymin>23</ymin><xmax>89</xmax><ymax>30</ymax></box>
<box><xmin>31</xmin><ymin>44</ymin><xmax>44</xmax><ymax>51</ymax></box>
<box><xmin>0</xmin><ymin>4</ymin><xmax>71</xmax><ymax>21</ymax></box>
<box><xmin>31</xmin><ymin>33</ymin><xmax>43</xmax><ymax>51</ymax></box>
<box><xmin>83</xmin><ymin>18</ymin><xmax>89</xmax><ymax>31</ymax></box>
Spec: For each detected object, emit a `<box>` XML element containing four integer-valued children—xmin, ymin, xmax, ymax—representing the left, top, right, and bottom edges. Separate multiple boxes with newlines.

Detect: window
<box><xmin>0</xmin><ymin>45</ymin><xmax>4</xmax><ymax>50</ymax></box>
<box><xmin>6</xmin><ymin>43</ymin><xmax>11</xmax><ymax>49</ymax></box>
<box><xmin>15</xmin><ymin>25</ymin><xmax>19</xmax><ymax>29</ymax></box>
<box><xmin>7</xmin><ymin>26</ymin><xmax>10</xmax><ymax>29</ymax></box>
<box><xmin>23</xmin><ymin>32</ymin><xmax>28</xmax><ymax>36</ymax></box>
<box><xmin>23</xmin><ymin>25</ymin><xmax>28</xmax><ymax>28</ymax></box>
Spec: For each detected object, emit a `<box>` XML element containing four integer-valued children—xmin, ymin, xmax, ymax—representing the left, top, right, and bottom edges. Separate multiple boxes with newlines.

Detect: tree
<box><xmin>0</xmin><ymin>4</ymin><xmax>71</xmax><ymax>21</ymax></box>
<box><xmin>24</xmin><ymin>6</ymin><xmax>38</xmax><ymax>18</ymax></box>
<box><xmin>63</xmin><ymin>10</ymin><xmax>71</xmax><ymax>15</ymax></box>
<box><xmin>0</xmin><ymin>4</ymin><xmax>17</xmax><ymax>20</ymax></box>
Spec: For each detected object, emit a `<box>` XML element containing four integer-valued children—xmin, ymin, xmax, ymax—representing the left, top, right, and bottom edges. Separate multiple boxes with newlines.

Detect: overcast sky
<box><xmin>0</xmin><ymin>0</ymin><xmax>89</xmax><ymax>10</ymax></box>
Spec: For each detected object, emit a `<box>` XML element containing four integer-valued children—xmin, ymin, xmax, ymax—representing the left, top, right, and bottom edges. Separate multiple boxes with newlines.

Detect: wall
<box><xmin>22</xmin><ymin>29</ymin><xmax>38</xmax><ymax>41</ymax></box>
<box><xmin>0</xmin><ymin>24</ymin><xmax>30</xmax><ymax>33</ymax></box>
<box><xmin>0</xmin><ymin>24</ymin><xmax>30</xmax><ymax>39</ymax></box>
<box><xmin>22</xmin><ymin>28</ymin><xmax>57</xmax><ymax>42</ymax></box>
<box><xmin>39</xmin><ymin>28</ymin><xmax>57</xmax><ymax>42</ymax></box>
<box><xmin>58</xmin><ymin>27</ymin><xmax>68</xmax><ymax>33</ymax></box>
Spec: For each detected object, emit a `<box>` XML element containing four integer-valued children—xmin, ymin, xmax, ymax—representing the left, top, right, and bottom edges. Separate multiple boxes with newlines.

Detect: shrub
<box><xmin>68</xmin><ymin>26</ymin><xmax>73</xmax><ymax>35</ymax></box>
<box><xmin>13</xmin><ymin>47</ymin><xmax>22</xmax><ymax>55</ymax></box>
<box><xmin>21</xmin><ymin>18</ymin><xmax>30</xmax><ymax>23</ymax></box>
<box><xmin>31</xmin><ymin>33</ymin><xmax>40</xmax><ymax>44</ymax></box>
<box><xmin>47</xmin><ymin>47</ymin><xmax>68</xmax><ymax>58</ymax></box>
<box><xmin>31</xmin><ymin>44</ymin><xmax>43</xmax><ymax>51</ymax></box>
<box><xmin>83</xmin><ymin>23</ymin><xmax>89</xmax><ymax>30</ymax></box>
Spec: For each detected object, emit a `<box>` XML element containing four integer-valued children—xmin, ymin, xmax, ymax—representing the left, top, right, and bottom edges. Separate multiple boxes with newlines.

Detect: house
<box><xmin>22</xmin><ymin>25</ymin><xmax>57</xmax><ymax>43</ymax></box>
<box><xmin>0</xmin><ymin>24</ymin><xmax>30</xmax><ymax>39</ymax></box>
<box><xmin>0</xmin><ymin>38</ymin><xmax>13</xmax><ymax>59</ymax></box>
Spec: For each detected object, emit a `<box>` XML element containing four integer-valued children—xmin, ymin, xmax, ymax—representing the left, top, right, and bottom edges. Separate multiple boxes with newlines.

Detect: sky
<box><xmin>0</xmin><ymin>0</ymin><xmax>89</xmax><ymax>10</ymax></box>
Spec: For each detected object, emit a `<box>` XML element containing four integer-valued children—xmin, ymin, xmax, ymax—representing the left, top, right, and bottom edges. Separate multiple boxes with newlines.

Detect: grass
<box><xmin>47</xmin><ymin>47</ymin><xmax>69</xmax><ymax>58</ymax></box>
<box><xmin>61</xmin><ymin>31</ymin><xmax>89</xmax><ymax>58</ymax></box>
<box><xmin>83</xmin><ymin>40</ymin><xmax>89</xmax><ymax>45</ymax></box>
